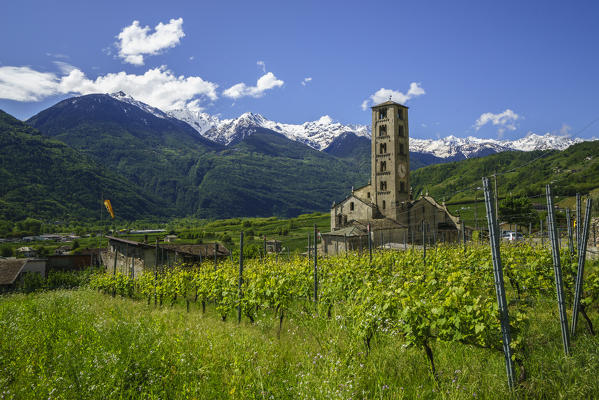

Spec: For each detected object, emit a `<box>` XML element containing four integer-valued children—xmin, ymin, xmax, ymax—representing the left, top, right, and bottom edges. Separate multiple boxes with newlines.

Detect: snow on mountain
<box><xmin>108</xmin><ymin>92</ymin><xmax>590</xmax><ymax>158</ymax></box>
<box><xmin>177</xmin><ymin>111</ymin><xmax>371</xmax><ymax>150</ymax></box>
<box><xmin>109</xmin><ymin>91</ymin><xmax>169</xmax><ymax>119</ymax></box>
<box><xmin>509</xmin><ymin>133</ymin><xmax>584</xmax><ymax>151</ymax></box>
<box><xmin>168</xmin><ymin>107</ymin><xmax>220</xmax><ymax>135</ymax></box>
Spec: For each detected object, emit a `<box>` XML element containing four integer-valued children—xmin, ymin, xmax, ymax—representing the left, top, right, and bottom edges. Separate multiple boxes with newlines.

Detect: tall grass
<box><xmin>1</xmin><ymin>289</ymin><xmax>598</xmax><ymax>399</ymax></box>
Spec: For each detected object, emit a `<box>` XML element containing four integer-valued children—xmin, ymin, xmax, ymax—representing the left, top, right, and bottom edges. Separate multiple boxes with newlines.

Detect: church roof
<box><xmin>371</xmin><ymin>100</ymin><xmax>409</xmax><ymax>109</ymax></box>
<box><xmin>323</xmin><ymin>217</ymin><xmax>407</xmax><ymax>237</ymax></box>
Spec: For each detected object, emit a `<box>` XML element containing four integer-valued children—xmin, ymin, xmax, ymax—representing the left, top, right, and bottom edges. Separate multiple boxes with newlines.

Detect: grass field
<box><xmin>1</xmin><ymin>286</ymin><xmax>598</xmax><ymax>399</ymax></box>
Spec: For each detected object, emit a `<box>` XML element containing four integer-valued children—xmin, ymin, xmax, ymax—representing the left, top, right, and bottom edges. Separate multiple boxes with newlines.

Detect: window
<box><xmin>380</xmin><ymin>161</ymin><xmax>387</xmax><ymax>172</ymax></box>
<box><xmin>379</xmin><ymin>108</ymin><xmax>387</xmax><ymax>119</ymax></box>
<box><xmin>367</xmin><ymin>192</ymin><xmax>371</xmax><ymax>198</ymax></box>
<box><xmin>350</xmin><ymin>202</ymin><xmax>354</xmax><ymax>211</ymax></box>
<box><xmin>379</xmin><ymin>125</ymin><xmax>387</xmax><ymax>136</ymax></box>
<box><xmin>398</xmin><ymin>109</ymin><xmax>403</xmax><ymax>120</ymax></box>
<box><xmin>400</xmin><ymin>181</ymin><xmax>405</xmax><ymax>192</ymax></box>
<box><xmin>380</xmin><ymin>181</ymin><xmax>387</xmax><ymax>191</ymax></box>
<box><xmin>379</xmin><ymin>143</ymin><xmax>387</xmax><ymax>154</ymax></box>
<box><xmin>400</xmin><ymin>143</ymin><xmax>405</xmax><ymax>155</ymax></box>
<box><xmin>382</xmin><ymin>200</ymin><xmax>386</xmax><ymax>209</ymax></box>
<box><xmin>398</xmin><ymin>125</ymin><xmax>404</xmax><ymax>137</ymax></box>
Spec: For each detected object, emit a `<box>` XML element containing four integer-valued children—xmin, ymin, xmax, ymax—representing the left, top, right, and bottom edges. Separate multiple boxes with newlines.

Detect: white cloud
<box><xmin>53</xmin><ymin>61</ymin><xmax>77</xmax><ymax>74</ymax></box>
<box><xmin>0</xmin><ymin>66</ymin><xmax>59</xmax><ymax>101</ymax></box>
<box><xmin>257</xmin><ymin>60</ymin><xmax>266</xmax><ymax>73</ymax></box>
<box><xmin>361</xmin><ymin>82</ymin><xmax>425</xmax><ymax>110</ymax></box>
<box><xmin>474</xmin><ymin>109</ymin><xmax>520</xmax><ymax>134</ymax></box>
<box><xmin>117</xmin><ymin>18</ymin><xmax>185</xmax><ymax>66</ymax></box>
<box><xmin>301</xmin><ymin>77</ymin><xmax>312</xmax><ymax>86</ymax></box>
<box><xmin>45</xmin><ymin>52</ymin><xmax>69</xmax><ymax>59</ymax></box>
<box><xmin>0</xmin><ymin>65</ymin><xmax>218</xmax><ymax>111</ymax></box>
<box><xmin>559</xmin><ymin>123</ymin><xmax>572</xmax><ymax>136</ymax></box>
<box><xmin>223</xmin><ymin>72</ymin><xmax>284</xmax><ymax>99</ymax></box>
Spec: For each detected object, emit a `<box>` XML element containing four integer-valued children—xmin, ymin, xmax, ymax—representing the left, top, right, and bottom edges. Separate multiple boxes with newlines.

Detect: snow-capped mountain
<box><xmin>107</xmin><ymin>92</ymin><xmax>590</xmax><ymax>159</ymax></box>
<box><xmin>409</xmin><ymin>134</ymin><xmax>585</xmax><ymax>159</ymax></box>
<box><xmin>169</xmin><ymin>110</ymin><xmax>371</xmax><ymax>150</ymax></box>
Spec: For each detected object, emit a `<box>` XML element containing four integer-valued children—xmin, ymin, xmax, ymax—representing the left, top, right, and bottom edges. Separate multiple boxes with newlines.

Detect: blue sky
<box><xmin>1</xmin><ymin>0</ymin><xmax>598</xmax><ymax>140</ymax></box>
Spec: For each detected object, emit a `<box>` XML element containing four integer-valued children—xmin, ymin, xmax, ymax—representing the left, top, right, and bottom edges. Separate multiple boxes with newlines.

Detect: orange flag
<box><xmin>104</xmin><ymin>199</ymin><xmax>115</xmax><ymax>219</ymax></box>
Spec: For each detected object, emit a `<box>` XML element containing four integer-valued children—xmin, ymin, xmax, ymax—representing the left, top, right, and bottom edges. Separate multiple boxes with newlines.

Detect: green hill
<box><xmin>26</xmin><ymin>96</ymin><xmax>371</xmax><ymax>219</ymax></box>
<box><xmin>0</xmin><ymin>110</ymin><xmax>166</xmax><ymax>222</ymax></box>
<box><xmin>410</xmin><ymin>141</ymin><xmax>599</xmax><ymax>203</ymax></box>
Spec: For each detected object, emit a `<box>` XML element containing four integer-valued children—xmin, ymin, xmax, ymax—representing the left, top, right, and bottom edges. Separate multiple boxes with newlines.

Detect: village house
<box><xmin>322</xmin><ymin>100</ymin><xmax>467</xmax><ymax>255</ymax></box>
<box><xmin>101</xmin><ymin>236</ymin><xmax>230</xmax><ymax>278</ymax></box>
<box><xmin>0</xmin><ymin>258</ymin><xmax>47</xmax><ymax>290</ymax></box>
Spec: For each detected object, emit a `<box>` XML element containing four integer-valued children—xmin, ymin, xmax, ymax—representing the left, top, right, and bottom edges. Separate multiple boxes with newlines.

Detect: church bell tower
<box><xmin>371</xmin><ymin>100</ymin><xmax>410</xmax><ymax>221</ymax></box>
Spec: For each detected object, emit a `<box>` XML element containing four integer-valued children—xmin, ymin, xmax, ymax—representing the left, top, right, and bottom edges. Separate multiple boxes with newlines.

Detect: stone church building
<box><xmin>321</xmin><ymin>100</ymin><xmax>466</xmax><ymax>255</ymax></box>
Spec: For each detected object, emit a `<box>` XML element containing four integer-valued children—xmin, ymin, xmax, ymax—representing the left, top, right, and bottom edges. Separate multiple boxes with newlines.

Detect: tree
<box><xmin>1</xmin><ymin>246</ymin><xmax>13</xmax><ymax>257</ymax></box>
<box><xmin>16</xmin><ymin>218</ymin><xmax>43</xmax><ymax>235</ymax></box>
<box><xmin>499</xmin><ymin>194</ymin><xmax>536</xmax><ymax>226</ymax></box>
<box><xmin>0</xmin><ymin>220</ymin><xmax>13</xmax><ymax>236</ymax></box>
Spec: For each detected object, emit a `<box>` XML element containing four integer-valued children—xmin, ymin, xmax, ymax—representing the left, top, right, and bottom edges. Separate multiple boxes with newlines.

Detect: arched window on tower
<box><xmin>379</xmin><ymin>125</ymin><xmax>387</xmax><ymax>136</ymax></box>
<box><xmin>379</xmin><ymin>143</ymin><xmax>387</xmax><ymax>154</ymax></box>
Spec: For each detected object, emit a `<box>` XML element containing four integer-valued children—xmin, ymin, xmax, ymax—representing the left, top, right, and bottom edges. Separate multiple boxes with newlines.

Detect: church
<box><xmin>321</xmin><ymin>100</ymin><xmax>467</xmax><ymax>255</ymax></box>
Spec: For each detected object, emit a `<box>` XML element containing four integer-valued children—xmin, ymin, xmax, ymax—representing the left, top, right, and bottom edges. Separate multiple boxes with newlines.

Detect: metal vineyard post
<box><xmin>546</xmin><ymin>185</ymin><xmax>570</xmax><ymax>355</ymax></box>
<box><xmin>571</xmin><ymin>197</ymin><xmax>592</xmax><ymax>336</ymax></box>
<box><xmin>483</xmin><ymin>177</ymin><xmax>515</xmax><ymax>389</ymax></box>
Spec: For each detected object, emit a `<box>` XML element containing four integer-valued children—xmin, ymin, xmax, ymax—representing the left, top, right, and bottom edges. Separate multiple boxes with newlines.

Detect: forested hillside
<box><xmin>0</xmin><ymin>110</ymin><xmax>167</xmax><ymax>222</ymax></box>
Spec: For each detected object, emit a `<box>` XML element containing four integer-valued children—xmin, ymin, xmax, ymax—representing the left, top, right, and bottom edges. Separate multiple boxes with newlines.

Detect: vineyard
<box><xmin>85</xmin><ymin>243</ymin><xmax>599</xmax><ymax>394</ymax></box>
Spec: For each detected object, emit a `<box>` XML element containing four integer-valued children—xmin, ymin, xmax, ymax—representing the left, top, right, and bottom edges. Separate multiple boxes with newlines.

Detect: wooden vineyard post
<box><xmin>214</xmin><ymin>243</ymin><xmax>218</xmax><ymax>270</ymax></box>
<box><xmin>567</xmin><ymin>209</ymin><xmax>574</xmax><ymax>257</ymax></box>
<box><xmin>368</xmin><ymin>223</ymin><xmax>372</xmax><ymax>265</ymax></box>
<box><xmin>113</xmin><ymin>243</ymin><xmax>118</xmax><ymax>276</ymax></box>
<box><xmin>237</xmin><ymin>231</ymin><xmax>244</xmax><ymax>323</ymax></box>
<box><xmin>154</xmin><ymin>238</ymin><xmax>159</xmax><ymax>305</ymax></box>
<box><xmin>546</xmin><ymin>185</ymin><xmax>570</xmax><ymax>355</ymax></box>
<box><xmin>571</xmin><ymin>197</ymin><xmax>592</xmax><ymax>336</ymax></box>
<box><xmin>131</xmin><ymin>249</ymin><xmax>135</xmax><ymax>280</ymax></box>
<box><xmin>344</xmin><ymin>234</ymin><xmax>348</xmax><ymax>257</ymax></box>
<box><xmin>264</xmin><ymin>235</ymin><xmax>267</xmax><ymax>260</ymax></box>
<box><xmin>422</xmin><ymin>220</ymin><xmax>426</xmax><ymax>265</ymax></box>
<box><xmin>313</xmin><ymin>224</ymin><xmax>318</xmax><ymax>303</ymax></box>
<box><xmin>308</xmin><ymin>233</ymin><xmax>311</xmax><ymax>260</ymax></box>
<box><xmin>483</xmin><ymin>177</ymin><xmax>516</xmax><ymax>389</ymax></box>
<box><xmin>462</xmin><ymin>222</ymin><xmax>467</xmax><ymax>253</ymax></box>
<box><xmin>540</xmin><ymin>219</ymin><xmax>544</xmax><ymax>247</ymax></box>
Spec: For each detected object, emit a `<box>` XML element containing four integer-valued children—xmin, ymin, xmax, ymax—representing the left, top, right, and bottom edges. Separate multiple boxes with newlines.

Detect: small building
<box><xmin>17</xmin><ymin>247</ymin><xmax>38</xmax><ymax>258</ymax></box>
<box><xmin>54</xmin><ymin>245</ymin><xmax>73</xmax><ymax>255</ymax></box>
<box><xmin>164</xmin><ymin>235</ymin><xmax>178</xmax><ymax>243</ymax></box>
<box><xmin>266</xmin><ymin>240</ymin><xmax>282</xmax><ymax>253</ymax></box>
<box><xmin>0</xmin><ymin>258</ymin><xmax>47</xmax><ymax>289</ymax></box>
<box><xmin>101</xmin><ymin>236</ymin><xmax>230</xmax><ymax>278</ymax></box>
